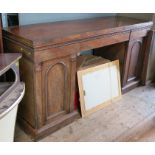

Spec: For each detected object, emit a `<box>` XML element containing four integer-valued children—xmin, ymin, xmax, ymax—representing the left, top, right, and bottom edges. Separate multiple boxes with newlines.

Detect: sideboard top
<box><xmin>3</xmin><ymin>16</ymin><xmax>153</xmax><ymax>48</ymax></box>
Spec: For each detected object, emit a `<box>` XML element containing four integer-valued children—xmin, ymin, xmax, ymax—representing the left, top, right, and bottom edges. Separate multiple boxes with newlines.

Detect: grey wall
<box><xmin>119</xmin><ymin>13</ymin><xmax>153</xmax><ymax>20</ymax></box>
<box><xmin>19</xmin><ymin>13</ymin><xmax>116</xmax><ymax>25</ymax></box>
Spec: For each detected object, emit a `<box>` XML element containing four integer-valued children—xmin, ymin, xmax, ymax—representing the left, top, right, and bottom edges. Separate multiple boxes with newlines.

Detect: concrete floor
<box><xmin>15</xmin><ymin>84</ymin><xmax>155</xmax><ymax>142</ymax></box>
<box><xmin>135</xmin><ymin>127</ymin><xmax>155</xmax><ymax>142</ymax></box>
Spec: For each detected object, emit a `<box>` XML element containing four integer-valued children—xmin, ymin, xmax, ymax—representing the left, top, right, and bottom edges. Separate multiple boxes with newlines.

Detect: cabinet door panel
<box><xmin>127</xmin><ymin>40</ymin><xmax>142</xmax><ymax>82</ymax></box>
<box><xmin>47</xmin><ymin>63</ymin><xmax>66</xmax><ymax>115</ymax></box>
<box><xmin>42</xmin><ymin>57</ymin><xmax>71</xmax><ymax>122</ymax></box>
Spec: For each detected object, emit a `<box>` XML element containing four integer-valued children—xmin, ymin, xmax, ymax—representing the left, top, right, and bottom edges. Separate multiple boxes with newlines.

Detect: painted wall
<box><xmin>119</xmin><ymin>13</ymin><xmax>153</xmax><ymax>20</ymax></box>
<box><xmin>19</xmin><ymin>13</ymin><xmax>116</xmax><ymax>25</ymax></box>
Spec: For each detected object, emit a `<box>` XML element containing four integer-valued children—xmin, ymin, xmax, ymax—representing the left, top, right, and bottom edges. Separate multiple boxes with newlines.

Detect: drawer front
<box><xmin>3</xmin><ymin>38</ymin><xmax>33</xmax><ymax>58</ymax></box>
<box><xmin>78</xmin><ymin>31</ymin><xmax>130</xmax><ymax>51</ymax></box>
<box><xmin>35</xmin><ymin>31</ymin><xmax>130</xmax><ymax>63</ymax></box>
<box><xmin>52</xmin><ymin>31</ymin><xmax>130</xmax><ymax>53</ymax></box>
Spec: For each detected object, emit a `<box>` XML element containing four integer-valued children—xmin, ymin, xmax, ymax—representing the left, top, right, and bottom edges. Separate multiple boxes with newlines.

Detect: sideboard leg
<box><xmin>141</xmin><ymin>30</ymin><xmax>154</xmax><ymax>85</ymax></box>
<box><xmin>69</xmin><ymin>54</ymin><xmax>77</xmax><ymax>112</ymax></box>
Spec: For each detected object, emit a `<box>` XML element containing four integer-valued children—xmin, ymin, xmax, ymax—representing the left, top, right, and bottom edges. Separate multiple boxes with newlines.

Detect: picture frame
<box><xmin>77</xmin><ymin>60</ymin><xmax>121</xmax><ymax>117</ymax></box>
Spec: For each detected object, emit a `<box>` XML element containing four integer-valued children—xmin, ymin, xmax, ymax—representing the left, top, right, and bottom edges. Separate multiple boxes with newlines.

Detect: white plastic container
<box><xmin>0</xmin><ymin>83</ymin><xmax>25</xmax><ymax>142</ymax></box>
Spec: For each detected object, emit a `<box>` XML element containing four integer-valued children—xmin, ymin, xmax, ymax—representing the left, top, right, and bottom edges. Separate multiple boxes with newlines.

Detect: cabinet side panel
<box><xmin>3</xmin><ymin>38</ymin><xmax>36</xmax><ymax>127</ymax></box>
<box><xmin>18</xmin><ymin>58</ymin><xmax>36</xmax><ymax>127</ymax></box>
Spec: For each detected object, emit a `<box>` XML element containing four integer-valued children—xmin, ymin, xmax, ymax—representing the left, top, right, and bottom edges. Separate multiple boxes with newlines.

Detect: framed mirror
<box><xmin>77</xmin><ymin>60</ymin><xmax>121</xmax><ymax>117</ymax></box>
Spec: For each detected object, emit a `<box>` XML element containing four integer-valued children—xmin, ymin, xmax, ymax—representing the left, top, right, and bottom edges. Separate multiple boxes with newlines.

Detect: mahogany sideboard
<box><xmin>2</xmin><ymin>16</ymin><xmax>153</xmax><ymax>140</ymax></box>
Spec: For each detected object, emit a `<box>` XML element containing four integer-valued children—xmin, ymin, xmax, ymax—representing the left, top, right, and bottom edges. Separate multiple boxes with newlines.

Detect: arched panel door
<box><xmin>42</xmin><ymin>56</ymin><xmax>71</xmax><ymax>123</ymax></box>
<box><xmin>126</xmin><ymin>38</ymin><xmax>143</xmax><ymax>85</ymax></box>
<box><xmin>127</xmin><ymin>40</ymin><xmax>142</xmax><ymax>82</ymax></box>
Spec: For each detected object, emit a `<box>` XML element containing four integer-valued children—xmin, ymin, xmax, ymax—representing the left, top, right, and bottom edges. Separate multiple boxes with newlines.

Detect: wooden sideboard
<box><xmin>2</xmin><ymin>16</ymin><xmax>153</xmax><ymax>140</ymax></box>
<box><xmin>0</xmin><ymin>14</ymin><xmax>3</xmax><ymax>53</ymax></box>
